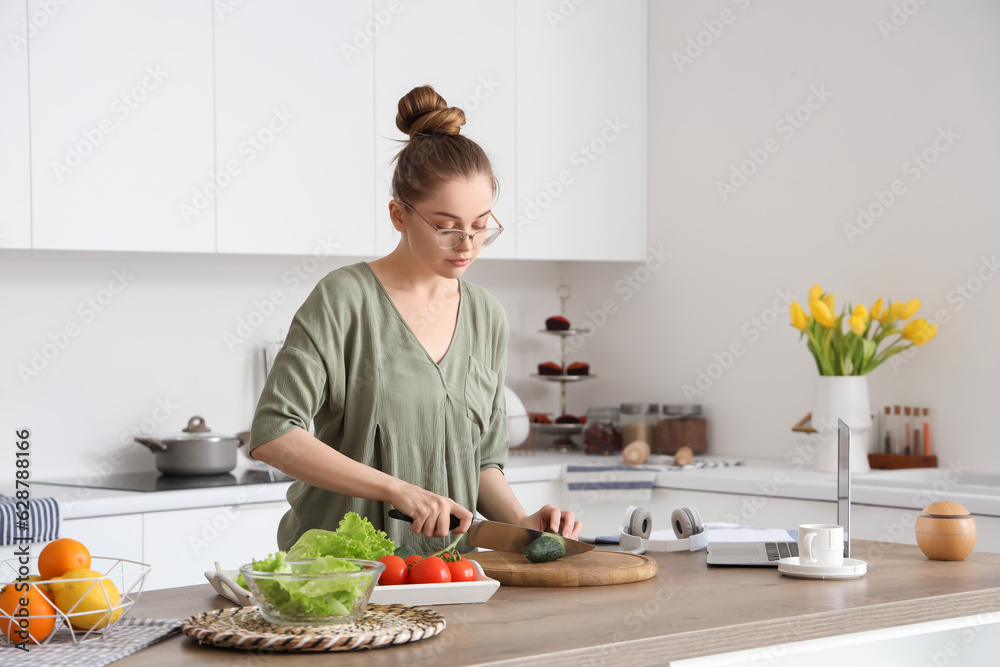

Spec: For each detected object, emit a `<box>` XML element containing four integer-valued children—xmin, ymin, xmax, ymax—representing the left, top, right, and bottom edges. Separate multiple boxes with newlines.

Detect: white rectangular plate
<box><xmin>205</xmin><ymin>559</ymin><xmax>500</xmax><ymax>607</ymax></box>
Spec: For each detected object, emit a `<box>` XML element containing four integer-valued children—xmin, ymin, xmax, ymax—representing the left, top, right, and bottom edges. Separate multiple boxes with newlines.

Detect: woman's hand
<box><xmin>519</xmin><ymin>504</ymin><xmax>583</xmax><ymax>540</ymax></box>
<box><xmin>389</xmin><ymin>481</ymin><xmax>474</xmax><ymax>538</ymax></box>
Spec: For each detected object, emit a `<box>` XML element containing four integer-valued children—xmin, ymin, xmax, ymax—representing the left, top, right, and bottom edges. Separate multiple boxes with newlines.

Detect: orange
<box><xmin>38</xmin><ymin>538</ymin><xmax>91</xmax><ymax>580</ymax></box>
<box><xmin>0</xmin><ymin>582</ymin><xmax>57</xmax><ymax>644</ymax></box>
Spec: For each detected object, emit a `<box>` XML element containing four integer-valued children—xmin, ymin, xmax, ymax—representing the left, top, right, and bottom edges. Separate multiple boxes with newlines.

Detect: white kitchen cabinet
<box><xmin>515</xmin><ymin>0</ymin><xmax>646</xmax><ymax>261</ymax></box>
<box><xmin>373</xmin><ymin>0</ymin><xmax>518</xmax><ymax>259</ymax></box>
<box><xmin>59</xmin><ymin>514</ymin><xmax>145</xmax><ymax>564</ymax></box>
<box><xmin>142</xmin><ymin>502</ymin><xmax>287</xmax><ymax>590</ymax></box>
<box><xmin>0</xmin><ymin>515</ymin><xmax>143</xmax><ymax>572</ymax></box>
<box><xmin>0</xmin><ymin>0</ymin><xmax>31</xmax><ymax>250</ymax></box>
<box><xmin>28</xmin><ymin>0</ymin><xmax>215</xmax><ymax>252</ymax></box>
<box><xmin>215</xmin><ymin>0</ymin><xmax>376</xmax><ymax>256</ymax></box>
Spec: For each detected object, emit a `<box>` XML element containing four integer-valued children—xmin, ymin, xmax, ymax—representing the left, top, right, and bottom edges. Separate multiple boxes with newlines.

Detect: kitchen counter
<box><xmin>14</xmin><ymin>452</ymin><xmax>1000</xmax><ymax>519</ymax></box>
<box><xmin>115</xmin><ymin>541</ymin><xmax>1000</xmax><ymax>666</ymax></box>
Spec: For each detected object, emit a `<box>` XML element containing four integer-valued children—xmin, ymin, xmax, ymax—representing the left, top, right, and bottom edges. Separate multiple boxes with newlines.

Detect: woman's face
<box><xmin>396</xmin><ymin>173</ymin><xmax>495</xmax><ymax>279</ymax></box>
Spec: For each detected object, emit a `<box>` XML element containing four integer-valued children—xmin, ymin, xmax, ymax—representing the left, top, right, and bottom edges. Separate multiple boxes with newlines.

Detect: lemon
<box><xmin>26</xmin><ymin>574</ymin><xmax>52</xmax><ymax>595</ymax></box>
<box><xmin>49</xmin><ymin>568</ymin><xmax>123</xmax><ymax>630</ymax></box>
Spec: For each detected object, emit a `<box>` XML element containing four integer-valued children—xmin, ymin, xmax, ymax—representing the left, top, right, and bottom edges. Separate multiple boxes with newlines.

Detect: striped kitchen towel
<box><xmin>0</xmin><ymin>495</ymin><xmax>61</xmax><ymax>547</ymax></box>
<box><xmin>648</xmin><ymin>456</ymin><xmax>746</xmax><ymax>471</ymax></box>
<box><xmin>4</xmin><ymin>617</ymin><xmax>182</xmax><ymax>666</ymax></box>
<box><xmin>565</xmin><ymin>465</ymin><xmax>660</xmax><ymax>501</ymax></box>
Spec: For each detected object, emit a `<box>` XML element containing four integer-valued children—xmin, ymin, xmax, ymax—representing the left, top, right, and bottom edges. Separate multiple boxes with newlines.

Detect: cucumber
<box><xmin>393</xmin><ymin>545</ymin><xmax>418</xmax><ymax>559</ymax></box>
<box><xmin>524</xmin><ymin>535</ymin><xmax>566</xmax><ymax>563</ymax></box>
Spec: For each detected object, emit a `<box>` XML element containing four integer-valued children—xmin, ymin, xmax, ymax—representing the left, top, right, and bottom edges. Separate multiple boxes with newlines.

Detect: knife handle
<box><xmin>388</xmin><ymin>508</ymin><xmax>461</xmax><ymax>531</ymax></box>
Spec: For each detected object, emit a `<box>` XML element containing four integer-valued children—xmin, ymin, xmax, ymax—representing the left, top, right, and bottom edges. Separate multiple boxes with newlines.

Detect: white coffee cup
<box><xmin>798</xmin><ymin>523</ymin><xmax>845</xmax><ymax>567</ymax></box>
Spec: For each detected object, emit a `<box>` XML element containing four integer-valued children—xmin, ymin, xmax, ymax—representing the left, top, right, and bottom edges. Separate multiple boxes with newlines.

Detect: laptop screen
<box><xmin>838</xmin><ymin>419</ymin><xmax>851</xmax><ymax>558</ymax></box>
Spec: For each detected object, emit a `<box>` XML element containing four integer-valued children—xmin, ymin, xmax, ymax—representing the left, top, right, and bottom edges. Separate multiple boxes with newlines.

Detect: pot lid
<box><xmin>163</xmin><ymin>416</ymin><xmax>238</xmax><ymax>442</ymax></box>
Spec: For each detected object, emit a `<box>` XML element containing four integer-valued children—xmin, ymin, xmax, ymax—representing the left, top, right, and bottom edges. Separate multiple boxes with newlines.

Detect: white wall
<box><xmin>563</xmin><ymin>0</ymin><xmax>1000</xmax><ymax>472</ymax></box>
<box><xmin>0</xmin><ymin>250</ymin><xmax>562</xmax><ymax>479</ymax></box>
<box><xmin>3</xmin><ymin>0</ymin><xmax>999</xmax><ymax>481</ymax></box>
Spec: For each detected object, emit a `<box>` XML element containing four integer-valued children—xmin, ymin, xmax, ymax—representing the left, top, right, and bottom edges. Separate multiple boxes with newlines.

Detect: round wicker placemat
<box><xmin>181</xmin><ymin>605</ymin><xmax>445</xmax><ymax>652</ymax></box>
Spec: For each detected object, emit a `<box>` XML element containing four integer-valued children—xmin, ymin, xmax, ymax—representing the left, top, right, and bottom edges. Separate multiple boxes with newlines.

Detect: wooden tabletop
<box><xmin>117</xmin><ymin>541</ymin><xmax>1000</xmax><ymax>666</ymax></box>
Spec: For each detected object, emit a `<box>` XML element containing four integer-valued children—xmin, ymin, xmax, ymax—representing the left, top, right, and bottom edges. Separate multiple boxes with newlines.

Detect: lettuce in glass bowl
<box><xmin>239</xmin><ymin>554</ymin><xmax>384</xmax><ymax>625</ymax></box>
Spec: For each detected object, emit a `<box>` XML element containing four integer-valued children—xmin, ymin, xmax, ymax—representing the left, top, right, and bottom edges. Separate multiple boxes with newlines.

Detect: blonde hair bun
<box><xmin>396</xmin><ymin>85</ymin><xmax>466</xmax><ymax>138</ymax></box>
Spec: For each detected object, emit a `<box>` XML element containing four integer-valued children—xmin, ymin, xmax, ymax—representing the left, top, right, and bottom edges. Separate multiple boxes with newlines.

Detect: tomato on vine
<box><xmin>377</xmin><ymin>555</ymin><xmax>408</xmax><ymax>586</ymax></box>
<box><xmin>446</xmin><ymin>557</ymin><xmax>476</xmax><ymax>582</ymax></box>
<box><xmin>409</xmin><ymin>556</ymin><xmax>451</xmax><ymax>584</ymax></box>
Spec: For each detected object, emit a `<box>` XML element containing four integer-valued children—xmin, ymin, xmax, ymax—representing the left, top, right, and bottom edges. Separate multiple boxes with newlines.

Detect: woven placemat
<box><xmin>180</xmin><ymin>604</ymin><xmax>445</xmax><ymax>652</ymax></box>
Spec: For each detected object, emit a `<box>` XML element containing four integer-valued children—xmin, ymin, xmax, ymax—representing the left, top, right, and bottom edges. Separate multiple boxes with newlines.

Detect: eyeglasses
<box><xmin>398</xmin><ymin>200</ymin><xmax>504</xmax><ymax>249</ymax></box>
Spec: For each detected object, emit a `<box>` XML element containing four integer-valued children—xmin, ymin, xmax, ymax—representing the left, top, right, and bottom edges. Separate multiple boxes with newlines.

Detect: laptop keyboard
<box><xmin>765</xmin><ymin>542</ymin><xmax>799</xmax><ymax>561</ymax></box>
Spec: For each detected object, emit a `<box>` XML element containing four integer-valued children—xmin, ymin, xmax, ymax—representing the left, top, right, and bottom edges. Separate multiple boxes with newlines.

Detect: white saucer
<box><xmin>777</xmin><ymin>557</ymin><xmax>867</xmax><ymax>580</ymax></box>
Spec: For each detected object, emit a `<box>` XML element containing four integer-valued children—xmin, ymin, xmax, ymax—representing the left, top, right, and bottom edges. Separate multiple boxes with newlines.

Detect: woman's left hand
<box><xmin>519</xmin><ymin>504</ymin><xmax>583</xmax><ymax>540</ymax></box>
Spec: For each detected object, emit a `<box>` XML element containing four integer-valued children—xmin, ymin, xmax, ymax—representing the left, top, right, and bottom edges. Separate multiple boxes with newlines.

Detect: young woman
<box><xmin>250</xmin><ymin>86</ymin><xmax>583</xmax><ymax>554</ymax></box>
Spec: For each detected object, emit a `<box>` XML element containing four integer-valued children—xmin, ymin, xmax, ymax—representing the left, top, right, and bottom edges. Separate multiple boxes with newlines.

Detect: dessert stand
<box><xmin>530</xmin><ymin>285</ymin><xmax>596</xmax><ymax>451</ymax></box>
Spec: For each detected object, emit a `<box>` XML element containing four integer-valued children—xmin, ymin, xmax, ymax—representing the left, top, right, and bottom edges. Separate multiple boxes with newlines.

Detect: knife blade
<box><xmin>387</xmin><ymin>509</ymin><xmax>594</xmax><ymax>557</ymax></box>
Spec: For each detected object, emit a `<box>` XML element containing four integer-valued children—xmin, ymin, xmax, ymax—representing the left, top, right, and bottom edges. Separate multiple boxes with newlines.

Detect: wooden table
<box><xmin>117</xmin><ymin>541</ymin><xmax>1000</xmax><ymax>666</ymax></box>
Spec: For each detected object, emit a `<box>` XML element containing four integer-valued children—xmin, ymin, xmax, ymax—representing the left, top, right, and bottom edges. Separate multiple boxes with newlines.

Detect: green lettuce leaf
<box><xmin>286</xmin><ymin>512</ymin><xmax>395</xmax><ymax>561</ymax></box>
<box><xmin>249</xmin><ymin>556</ymin><xmax>368</xmax><ymax>618</ymax></box>
<box><xmin>238</xmin><ymin>512</ymin><xmax>394</xmax><ymax>616</ymax></box>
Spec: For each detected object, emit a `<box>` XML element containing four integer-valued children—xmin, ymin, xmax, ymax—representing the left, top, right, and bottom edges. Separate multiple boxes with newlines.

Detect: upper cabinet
<box><xmin>11</xmin><ymin>1</ymin><xmax>644</xmax><ymax>261</ymax></box>
<box><xmin>215</xmin><ymin>0</ymin><xmax>376</xmax><ymax>256</ymax></box>
<box><xmin>29</xmin><ymin>0</ymin><xmax>215</xmax><ymax>252</ymax></box>
<box><xmin>0</xmin><ymin>0</ymin><xmax>32</xmax><ymax>250</ymax></box>
<box><xmin>515</xmin><ymin>0</ymin><xmax>646</xmax><ymax>261</ymax></box>
<box><xmin>373</xmin><ymin>0</ymin><xmax>517</xmax><ymax>259</ymax></box>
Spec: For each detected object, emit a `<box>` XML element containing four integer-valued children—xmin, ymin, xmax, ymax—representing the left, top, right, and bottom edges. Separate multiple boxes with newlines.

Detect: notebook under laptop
<box><xmin>706</xmin><ymin>419</ymin><xmax>852</xmax><ymax>566</ymax></box>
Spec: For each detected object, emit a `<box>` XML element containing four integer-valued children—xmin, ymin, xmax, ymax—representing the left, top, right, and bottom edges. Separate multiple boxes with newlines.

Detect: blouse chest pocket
<box><xmin>464</xmin><ymin>356</ymin><xmax>498</xmax><ymax>434</ymax></box>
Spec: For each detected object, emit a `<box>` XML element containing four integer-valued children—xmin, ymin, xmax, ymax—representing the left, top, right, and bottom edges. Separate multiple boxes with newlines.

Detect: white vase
<box><xmin>811</xmin><ymin>376</ymin><xmax>872</xmax><ymax>473</ymax></box>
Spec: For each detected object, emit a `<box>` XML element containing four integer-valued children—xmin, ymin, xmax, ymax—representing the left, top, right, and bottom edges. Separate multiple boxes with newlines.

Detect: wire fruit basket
<box><xmin>0</xmin><ymin>556</ymin><xmax>151</xmax><ymax>647</ymax></box>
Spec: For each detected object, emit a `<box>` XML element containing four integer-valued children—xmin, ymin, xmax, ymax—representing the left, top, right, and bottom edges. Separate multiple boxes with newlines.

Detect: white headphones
<box><xmin>620</xmin><ymin>505</ymin><xmax>708</xmax><ymax>553</ymax></box>
<box><xmin>670</xmin><ymin>506</ymin><xmax>704</xmax><ymax>539</ymax></box>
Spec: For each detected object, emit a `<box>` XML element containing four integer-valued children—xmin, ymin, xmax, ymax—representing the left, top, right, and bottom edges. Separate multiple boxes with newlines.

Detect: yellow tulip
<box><xmin>849</xmin><ymin>314</ymin><xmax>866</xmax><ymax>335</ymax></box>
<box><xmin>901</xmin><ymin>318</ymin><xmax>938</xmax><ymax>346</ymax></box>
<box><xmin>897</xmin><ymin>298</ymin><xmax>921</xmax><ymax>320</ymax></box>
<box><xmin>809</xmin><ymin>284</ymin><xmax>823</xmax><ymax>302</ymax></box>
<box><xmin>852</xmin><ymin>304</ymin><xmax>868</xmax><ymax>322</ymax></box>
<box><xmin>790</xmin><ymin>302</ymin><xmax>809</xmax><ymax>331</ymax></box>
<box><xmin>882</xmin><ymin>302</ymin><xmax>903</xmax><ymax>322</ymax></box>
<box><xmin>822</xmin><ymin>292</ymin><xmax>835</xmax><ymax>313</ymax></box>
<box><xmin>870</xmin><ymin>298</ymin><xmax>883</xmax><ymax>322</ymax></box>
<box><xmin>810</xmin><ymin>299</ymin><xmax>835</xmax><ymax>328</ymax></box>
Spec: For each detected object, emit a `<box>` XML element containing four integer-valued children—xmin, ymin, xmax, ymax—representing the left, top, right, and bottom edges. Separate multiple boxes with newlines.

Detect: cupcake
<box><xmin>537</xmin><ymin>361</ymin><xmax>564</xmax><ymax>376</ymax></box>
<box><xmin>545</xmin><ymin>315</ymin><xmax>570</xmax><ymax>331</ymax></box>
<box><xmin>566</xmin><ymin>362</ymin><xmax>590</xmax><ymax>376</ymax></box>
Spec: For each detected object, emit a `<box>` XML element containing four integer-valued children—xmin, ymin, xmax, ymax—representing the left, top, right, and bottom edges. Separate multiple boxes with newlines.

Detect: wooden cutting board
<box><xmin>466</xmin><ymin>550</ymin><xmax>657</xmax><ymax>587</ymax></box>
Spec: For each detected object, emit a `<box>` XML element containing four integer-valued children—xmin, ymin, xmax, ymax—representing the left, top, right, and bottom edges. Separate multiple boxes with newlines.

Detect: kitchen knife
<box><xmin>388</xmin><ymin>509</ymin><xmax>594</xmax><ymax>557</ymax></box>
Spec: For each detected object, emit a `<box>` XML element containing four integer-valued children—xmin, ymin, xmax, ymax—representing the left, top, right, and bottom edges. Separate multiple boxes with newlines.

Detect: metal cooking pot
<box><xmin>135</xmin><ymin>415</ymin><xmax>249</xmax><ymax>476</ymax></box>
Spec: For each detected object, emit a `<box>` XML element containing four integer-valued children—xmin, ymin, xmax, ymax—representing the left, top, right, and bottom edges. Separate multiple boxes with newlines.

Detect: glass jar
<box><xmin>583</xmin><ymin>407</ymin><xmax>623</xmax><ymax>455</ymax></box>
<box><xmin>619</xmin><ymin>403</ymin><xmax>658</xmax><ymax>450</ymax></box>
<box><xmin>656</xmin><ymin>404</ymin><xmax>707</xmax><ymax>455</ymax></box>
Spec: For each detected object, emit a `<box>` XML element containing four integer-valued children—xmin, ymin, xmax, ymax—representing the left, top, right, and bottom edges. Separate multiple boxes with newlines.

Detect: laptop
<box><xmin>707</xmin><ymin>419</ymin><xmax>852</xmax><ymax>566</ymax></box>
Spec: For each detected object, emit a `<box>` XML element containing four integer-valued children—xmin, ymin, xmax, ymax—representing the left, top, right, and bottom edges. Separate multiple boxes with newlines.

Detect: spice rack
<box><xmin>529</xmin><ymin>285</ymin><xmax>596</xmax><ymax>451</ymax></box>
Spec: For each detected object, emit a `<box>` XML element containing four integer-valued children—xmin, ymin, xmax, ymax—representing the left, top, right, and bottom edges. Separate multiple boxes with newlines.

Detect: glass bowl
<box><xmin>239</xmin><ymin>558</ymin><xmax>384</xmax><ymax>626</ymax></box>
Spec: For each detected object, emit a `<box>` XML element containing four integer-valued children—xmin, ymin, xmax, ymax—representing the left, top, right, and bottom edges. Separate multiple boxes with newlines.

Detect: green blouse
<box><xmin>249</xmin><ymin>262</ymin><xmax>509</xmax><ymax>555</ymax></box>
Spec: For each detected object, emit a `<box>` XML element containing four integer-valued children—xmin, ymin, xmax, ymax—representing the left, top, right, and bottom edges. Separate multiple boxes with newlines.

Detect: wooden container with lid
<box><xmin>915</xmin><ymin>500</ymin><xmax>977</xmax><ymax>561</ymax></box>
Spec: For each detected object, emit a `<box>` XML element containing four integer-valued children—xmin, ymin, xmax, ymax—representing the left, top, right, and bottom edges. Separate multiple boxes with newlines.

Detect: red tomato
<box><xmin>446</xmin><ymin>558</ymin><xmax>476</xmax><ymax>582</ymax></box>
<box><xmin>409</xmin><ymin>556</ymin><xmax>452</xmax><ymax>584</ymax></box>
<box><xmin>404</xmin><ymin>554</ymin><xmax>424</xmax><ymax>569</ymax></box>
<box><xmin>377</xmin><ymin>555</ymin><xmax>408</xmax><ymax>586</ymax></box>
